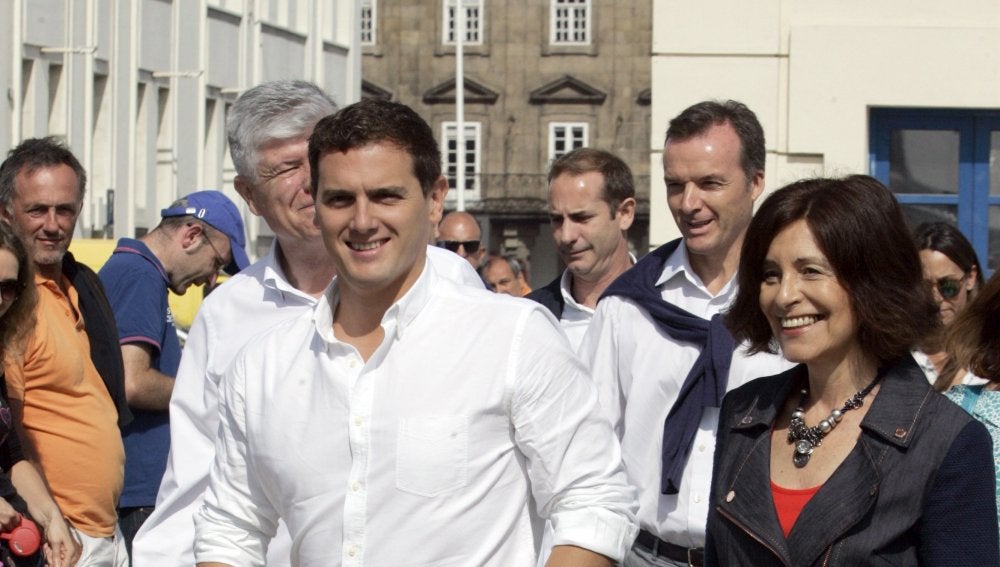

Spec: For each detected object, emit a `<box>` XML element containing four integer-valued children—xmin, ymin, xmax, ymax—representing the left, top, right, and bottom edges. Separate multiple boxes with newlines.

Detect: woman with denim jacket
<box><xmin>705</xmin><ymin>176</ymin><xmax>999</xmax><ymax>566</ymax></box>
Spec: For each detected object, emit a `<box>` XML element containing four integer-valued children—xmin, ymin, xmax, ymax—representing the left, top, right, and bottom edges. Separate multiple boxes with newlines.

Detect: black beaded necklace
<box><xmin>787</xmin><ymin>372</ymin><xmax>883</xmax><ymax>468</ymax></box>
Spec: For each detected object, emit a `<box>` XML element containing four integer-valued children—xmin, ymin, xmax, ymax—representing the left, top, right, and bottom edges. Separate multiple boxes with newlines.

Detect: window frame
<box><xmin>443</xmin><ymin>0</ymin><xmax>483</xmax><ymax>46</ymax></box>
<box><xmin>441</xmin><ymin>121</ymin><xmax>482</xmax><ymax>200</ymax></box>
<box><xmin>360</xmin><ymin>0</ymin><xmax>376</xmax><ymax>45</ymax></box>
<box><xmin>550</xmin><ymin>0</ymin><xmax>591</xmax><ymax>46</ymax></box>
<box><xmin>548</xmin><ymin>122</ymin><xmax>589</xmax><ymax>163</ymax></box>
<box><xmin>870</xmin><ymin>107</ymin><xmax>1000</xmax><ymax>274</ymax></box>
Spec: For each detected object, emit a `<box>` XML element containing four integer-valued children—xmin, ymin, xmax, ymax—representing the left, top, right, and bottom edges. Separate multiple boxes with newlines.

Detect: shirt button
<box><xmin>352</xmin><ymin>481</ymin><xmax>361</xmax><ymax>492</ymax></box>
<box><xmin>354</xmin><ymin>416</ymin><xmax>363</xmax><ymax>426</ymax></box>
<box><xmin>347</xmin><ymin>546</ymin><xmax>357</xmax><ymax>557</ymax></box>
<box><xmin>349</xmin><ymin>359</ymin><xmax>358</xmax><ymax>368</ymax></box>
<box><xmin>693</xmin><ymin>494</ymin><xmax>702</xmax><ymax>503</ymax></box>
<box><xmin>698</xmin><ymin>444</ymin><xmax>706</xmax><ymax>452</ymax></box>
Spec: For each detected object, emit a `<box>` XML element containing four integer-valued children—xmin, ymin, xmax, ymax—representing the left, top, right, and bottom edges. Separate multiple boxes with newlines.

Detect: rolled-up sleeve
<box><xmin>194</xmin><ymin>351</ymin><xmax>279</xmax><ymax>567</ymax></box>
<box><xmin>509</xmin><ymin>307</ymin><xmax>638</xmax><ymax>561</ymax></box>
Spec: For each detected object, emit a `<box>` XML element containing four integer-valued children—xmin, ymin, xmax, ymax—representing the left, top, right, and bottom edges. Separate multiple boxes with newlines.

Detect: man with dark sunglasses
<box><xmin>98</xmin><ymin>190</ymin><xmax>248</xmax><ymax>559</ymax></box>
<box><xmin>437</xmin><ymin>211</ymin><xmax>485</xmax><ymax>268</ymax></box>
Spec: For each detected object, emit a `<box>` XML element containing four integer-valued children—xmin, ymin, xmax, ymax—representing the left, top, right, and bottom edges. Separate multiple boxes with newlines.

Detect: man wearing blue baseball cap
<box><xmin>98</xmin><ymin>189</ymin><xmax>248</xmax><ymax>559</ymax></box>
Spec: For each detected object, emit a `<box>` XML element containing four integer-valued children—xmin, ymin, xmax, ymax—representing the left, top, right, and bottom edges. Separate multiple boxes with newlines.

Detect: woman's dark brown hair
<box><xmin>945</xmin><ymin>270</ymin><xmax>1000</xmax><ymax>382</ymax></box>
<box><xmin>0</xmin><ymin>221</ymin><xmax>36</xmax><ymax>360</ymax></box>
<box><xmin>726</xmin><ymin>175</ymin><xmax>939</xmax><ymax>365</ymax></box>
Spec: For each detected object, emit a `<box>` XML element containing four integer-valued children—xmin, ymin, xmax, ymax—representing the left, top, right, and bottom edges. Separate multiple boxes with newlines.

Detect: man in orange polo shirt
<box><xmin>0</xmin><ymin>138</ymin><xmax>131</xmax><ymax>565</ymax></box>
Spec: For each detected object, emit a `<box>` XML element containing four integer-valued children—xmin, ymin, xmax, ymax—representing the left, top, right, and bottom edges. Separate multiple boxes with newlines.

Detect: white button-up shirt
<box><xmin>557</xmin><ymin>269</ymin><xmax>595</xmax><ymax>350</ymax></box>
<box><xmin>554</xmin><ymin>254</ymin><xmax>637</xmax><ymax>350</ymax></box>
<box><xmin>133</xmin><ymin>244</ymin><xmax>483</xmax><ymax>566</ymax></box>
<box><xmin>581</xmin><ymin>242</ymin><xmax>790</xmax><ymax>549</ymax></box>
<box><xmin>194</xmin><ymin>263</ymin><xmax>638</xmax><ymax>566</ymax></box>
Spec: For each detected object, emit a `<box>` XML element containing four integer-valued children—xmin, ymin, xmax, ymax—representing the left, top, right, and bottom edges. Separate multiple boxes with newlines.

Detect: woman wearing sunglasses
<box><xmin>0</xmin><ymin>223</ymin><xmax>79</xmax><ymax>566</ymax></box>
<box><xmin>913</xmin><ymin>222</ymin><xmax>984</xmax><ymax>389</ymax></box>
<box><xmin>705</xmin><ymin>176</ymin><xmax>998</xmax><ymax>565</ymax></box>
<box><xmin>944</xmin><ymin>270</ymin><xmax>1000</xmax><ymax>524</ymax></box>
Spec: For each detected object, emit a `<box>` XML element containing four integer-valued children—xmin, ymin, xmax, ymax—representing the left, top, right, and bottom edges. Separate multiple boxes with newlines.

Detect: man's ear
<box><xmin>179</xmin><ymin>222</ymin><xmax>205</xmax><ymax>252</ymax></box>
<box><xmin>749</xmin><ymin>169</ymin><xmax>765</xmax><ymax>202</ymax></box>
<box><xmin>616</xmin><ymin>197</ymin><xmax>636</xmax><ymax>231</ymax></box>
<box><xmin>234</xmin><ymin>176</ymin><xmax>262</xmax><ymax>217</ymax></box>
<box><xmin>427</xmin><ymin>176</ymin><xmax>448</xmax><ymax>225</ymax></box>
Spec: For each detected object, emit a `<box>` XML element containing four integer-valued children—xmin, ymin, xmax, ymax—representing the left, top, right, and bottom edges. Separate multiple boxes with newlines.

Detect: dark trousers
<box><xmin>117</xmin><ymin>506</ymin><xmax>154</xmax><ymax>562</ymax></box>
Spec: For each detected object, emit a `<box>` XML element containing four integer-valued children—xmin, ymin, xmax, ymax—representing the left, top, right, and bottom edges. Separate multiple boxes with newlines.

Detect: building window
<box><xmin>444</xmin><ymin>0</ymin><xmax>483</xmax><ymax>45</ymax></box>
<box><xmin>551</xmin><ymin>0</ymin><xmax>590</xmax><ymax>45</ymax></box>
<box><xmin>870</xmin><ymin>108</ymin><xmax>1000</xmax><ymax>273</ymax></box>
<box><xmin>549</xmin><ymin>122</ymin><xmax>588</xmax><ymax>162</ymax></box>
<box><xmin>361</xmin><ymin>0</ymin><xmax>376</xmax><ymax>45</ymax></box>
<box><xmin>442</xmin><ymin>121</ymin><xmax>481</xmax><ymax>195</ymax></box>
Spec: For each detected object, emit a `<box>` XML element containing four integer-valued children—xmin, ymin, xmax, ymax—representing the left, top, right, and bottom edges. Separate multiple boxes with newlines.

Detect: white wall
<box><xmin>2</xmin><ymin>0</ymin><xmax>362</xmax><ymax>257</ymax></box>
<box><xmin>649</xmin><ymin>0</ymin><xmax>1000</xmax><ymax>248</ymax></box>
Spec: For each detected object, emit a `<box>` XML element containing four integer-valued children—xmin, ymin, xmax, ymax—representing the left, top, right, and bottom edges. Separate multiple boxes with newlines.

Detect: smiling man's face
<box><xmin>237</xmin><ymin>136</ymin><xmax>318</xmax><ymax>244</ymax></box>
<box><xmin>2</xmin><ymin>164</ymin><xmax>82</xmax><ymax>279</ymax></box>
<box><xmin>313</xmin><ymin>142</ymin><xmax>445</xmax><ymax>305</ymax></box>
<box><xmin>663</xmin><ymin>122</ymin><xmax>763</xmax><ymax>269</ymax></box>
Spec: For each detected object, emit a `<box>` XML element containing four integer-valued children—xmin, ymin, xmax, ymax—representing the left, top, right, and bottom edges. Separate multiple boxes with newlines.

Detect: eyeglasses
<box><xmin>202</xmin><ymin>235</ymin><xmax>228</xmax><ymax>273</ymax></box>
<box><xmin>931</xmin><ymin>275</ymin><xmax>967</xmax><ymax>300</ymax></box>
<box><xmin>438</xmin><ymin>240</ymin><xmax>481</xmax><ymax>254</ymax></box>
<box><xmin>0</xmin><ymin>280</ymin><xmax>21</xmax><ymax>303</ymax></box>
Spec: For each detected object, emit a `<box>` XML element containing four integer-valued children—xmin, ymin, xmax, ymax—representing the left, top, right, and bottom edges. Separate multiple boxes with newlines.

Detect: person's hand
<box><xmin>0</xmin><ymin>500</ymin><xmax>20</xmax><ymax>533</ymax></box>
<box><xmin>40</xmin><ymin>516</ymin><xmax>80</xmax><ymax>567</ymax></box>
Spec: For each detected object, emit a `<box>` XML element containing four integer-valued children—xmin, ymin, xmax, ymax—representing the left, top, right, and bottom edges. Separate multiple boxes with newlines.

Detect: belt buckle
<box><xmin>687</xmin><ymin>547</ymin><xmax>698</xmax><ymax>567</ymax></box>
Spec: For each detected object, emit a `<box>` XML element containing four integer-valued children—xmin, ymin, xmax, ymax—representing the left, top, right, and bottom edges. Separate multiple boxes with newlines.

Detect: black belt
<box><xmin>635</xmin><ymin>530</ymin><xmax>704</xmax><ymax>566</ymax></box>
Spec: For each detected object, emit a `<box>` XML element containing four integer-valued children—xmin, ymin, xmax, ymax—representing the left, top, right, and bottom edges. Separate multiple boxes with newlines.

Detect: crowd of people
<box><xmin>0</xmin><ymin>79</ymin><xmax>997</xmax><ymax>566</ymax></box>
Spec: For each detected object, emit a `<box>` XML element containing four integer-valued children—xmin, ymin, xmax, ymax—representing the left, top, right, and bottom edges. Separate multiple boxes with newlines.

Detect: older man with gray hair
<box><xmin>132</xmin><ymin>80</ymin><xmax>336</xmax><ymax>565</ymax></box>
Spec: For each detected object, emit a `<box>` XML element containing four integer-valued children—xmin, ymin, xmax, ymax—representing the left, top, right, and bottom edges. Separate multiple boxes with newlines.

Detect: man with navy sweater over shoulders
<box><xmin>581</xmin><ymin>100</ymin><xmax>791</xmax><ymax>567</ymax></box>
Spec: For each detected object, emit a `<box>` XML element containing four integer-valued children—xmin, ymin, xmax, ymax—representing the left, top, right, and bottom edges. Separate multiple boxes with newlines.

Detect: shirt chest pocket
<box><xmin>396</xmin><ymin>415</ymin><xmax>469</xmax><ymax>497</ymax></box>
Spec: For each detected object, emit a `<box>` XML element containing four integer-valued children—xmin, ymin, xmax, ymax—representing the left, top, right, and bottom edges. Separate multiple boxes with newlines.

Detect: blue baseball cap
<box><xmin>160</xmin><ymin>190</ymin><xmax>250</xmax><ymax>275</ymax></box>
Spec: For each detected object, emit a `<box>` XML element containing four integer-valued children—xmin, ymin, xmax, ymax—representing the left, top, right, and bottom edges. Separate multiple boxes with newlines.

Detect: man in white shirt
<box><xmin>527</xmin><ymin>147</ymin><xmax>636</xmax><ymax>350</ymax></box>
<box><xmin>581</xmin><ymin>100</ymin><xmax>791</xmax><ymax>567</ymax></box>
<box><xmin>133</xmin><ymin>82</ymin><xmax>481</xmax><ymax>567</ymax></box>
<box><xmin>194</xmin><ymin>98</ymin><xmax>638</xmax><ymax>567</ymax></box>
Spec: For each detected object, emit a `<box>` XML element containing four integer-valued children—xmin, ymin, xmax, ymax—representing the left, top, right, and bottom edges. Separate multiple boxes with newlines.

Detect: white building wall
<box><xmin>650</xmin><ymin>0</ymin><xmax>1000</xmax><ymax>248</ymax></box>
<box><xmin>2</xmin><ymin>0</ymin><xmax>361</xmax><ymax>258</ymax></box>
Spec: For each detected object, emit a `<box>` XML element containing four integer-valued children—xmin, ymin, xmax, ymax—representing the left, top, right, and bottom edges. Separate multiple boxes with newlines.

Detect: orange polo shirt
<box><xmin>3</xmin><ymin>274</ymin><xmax>124</xmax><ymax>537</ymax></box>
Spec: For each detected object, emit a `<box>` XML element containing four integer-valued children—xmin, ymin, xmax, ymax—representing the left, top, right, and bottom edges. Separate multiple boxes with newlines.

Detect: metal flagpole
<box><xmin>455</xmin><ymin>1</ymin><xmax>466</xmax><ymax>212</ymax></box>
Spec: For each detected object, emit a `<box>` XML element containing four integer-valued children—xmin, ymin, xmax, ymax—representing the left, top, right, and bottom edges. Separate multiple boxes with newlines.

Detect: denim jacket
<box><xmin>705</xmin><ymin>357</ymin><xmax>999</xmax><ymax>566</ymax></box>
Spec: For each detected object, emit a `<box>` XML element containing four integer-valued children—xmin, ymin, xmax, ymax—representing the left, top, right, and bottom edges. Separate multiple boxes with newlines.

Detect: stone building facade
<box><xmin>362</xmin><ymin>0</ymin><xmax>651</xmax><ymax>286</ymax></box>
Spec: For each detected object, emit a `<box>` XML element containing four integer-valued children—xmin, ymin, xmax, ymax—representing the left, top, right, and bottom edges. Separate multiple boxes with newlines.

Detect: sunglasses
<box><xmin>932</xmin><ymin>275</ymin><xmax>967</xmax><ymax>300</ymax></box>
<box><xmin>438</xmin><ymin>240</ymin><xmax>481</xmax><ymax>254</ymax></box>
<box><xmin>0</xmin><ymin>280</ymin><xmax>20</xmax><ymax>303</ymax></box>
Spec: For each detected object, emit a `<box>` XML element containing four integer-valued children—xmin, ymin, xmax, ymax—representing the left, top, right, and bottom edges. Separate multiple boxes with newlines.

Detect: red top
<box><xmin>771</xmin><ymin>480</ymin><xmax>822</xmax><ymax>537</ymax></box>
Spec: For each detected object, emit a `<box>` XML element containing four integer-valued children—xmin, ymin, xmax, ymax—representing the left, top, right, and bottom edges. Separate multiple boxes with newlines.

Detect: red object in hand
<box><xmin>1</xmin><ymin>515</ymin><xmax>40</xmax><ymax>557</ymax></box>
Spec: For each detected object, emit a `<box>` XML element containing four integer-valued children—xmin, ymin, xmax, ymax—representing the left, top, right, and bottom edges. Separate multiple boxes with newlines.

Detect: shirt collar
<box><xmin>261</xmin><ymin>240</ymin><xmax>324</xmax><ymax>302</ymax></box>
<box><xmin>558</xmin><ymin>269</ymin><xmax>592</xmax><ymax>315</ymax></box>
<box><xmin>654</xmin><ymin>240</ymin><xmax>735</xmax><ymax>298</ymax></box>
<box><xmin>560</xmin><ymin>253</ymin><xmax>638</xmax><ymax>313</ymax></box>
<box><xmin>313</xmin><ymin>259</ymin><xmax>435</xmax><ymax>345</ymax></box>
<box><xmin>111</xmin><ymin>237</ymin><xmax>169</xmax><ymax>284</ymax></box>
